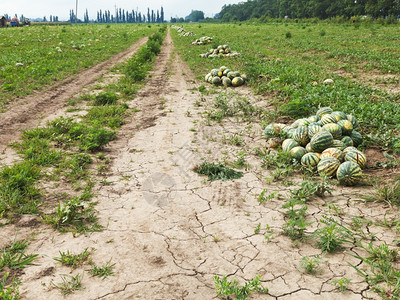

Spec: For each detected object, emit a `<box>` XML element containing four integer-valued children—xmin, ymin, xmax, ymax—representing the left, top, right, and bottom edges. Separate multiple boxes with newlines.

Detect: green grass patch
<box><xmin>194</xmin><ymin>162</ymin><xmax>243</xmax><ymax>181</ymax></box>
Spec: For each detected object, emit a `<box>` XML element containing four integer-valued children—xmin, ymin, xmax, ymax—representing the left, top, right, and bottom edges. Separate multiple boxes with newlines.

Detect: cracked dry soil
<box><xmin>1</xmin><ymin>29</ymin><xmax>396</xmax><ymax>300</ymax></box>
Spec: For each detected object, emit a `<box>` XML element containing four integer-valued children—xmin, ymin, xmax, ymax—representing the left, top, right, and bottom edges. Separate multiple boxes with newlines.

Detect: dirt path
<box><xmin>0</xmin><ymin>37</ymin><xmax>148</xmax><ymax>151</ymax></box>
<box><xmin>11</xmin><ymin>29</ymin><xmax>390</xmax><ymax>299</ymax></box>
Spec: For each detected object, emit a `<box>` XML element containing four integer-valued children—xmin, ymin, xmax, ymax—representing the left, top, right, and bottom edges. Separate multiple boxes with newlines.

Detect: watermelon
<box><xmin>301</xmin><ymin>152</ymin><xmax>320</xmax><ymax>168</ymax></box>
<box><xmin>292</xmin><ymin>126</ymin><xmax>309</xmax><ymax>146</ymax></box>
<box><xmin>317</xmin><ymin>157</ymin><xmax>341</xmax><ymax>177</ymax></box>
<box><xmin>282</xmin><ymin>139</ymin><xmax>299</xmax><ymax>153</ymax></box>
<box><xmin>264</xmin><ymin>123</ymin><xmax>284</xmax><ymax>138</ymax></box>
<box><xmin>321</xmin><ymin>147</ymin><xmax>345</xmax><ymax>162</ymax></box>
<box><xmin>322</xmin><ymin>123</ymin><xmax>342</xmax><ymax>139</ymax></box>
<box><xmin>222</xmin><ymin>77</ymin><xmax>232</xmax><ymax>87</ymax></box>
<box><xmin>347</xmin><ymin>115</ymin><xmax>359</xmax><ymax>129</ymax></box>
<box><xmin>321</xmin><ymin>114</ymin><xmax>338</xmax><ymax>125</ymax></box>
<box><xmin>211</xmin><ymin>69</ymin><xmax>219</xmax><ymax>76</ymax></box>
<box><xmin>316</xmin><ymin>107</ymin><xmax>333</xmax><ymax>118</ymax></box>
<box><xmin>310</xmin><ymin>131</ymin><xmax>334</xmax><ymax>153</ymax></box>
<box><xmin>223</xmin><ymin>69</ymin><xmax>231</xmax><ymax>76</ymax></box>
<box><xmin>341</xmin><ymin>136</ymin><xmax>354</xmax><ymax>147</ymax></box>
<box><xmin>227</xmin><ymin>72</ymin><xmax>235</xmax><ymax>80</ymax></box>
<box><xmin>308</xmin><ymin>123</ymin><xmax>322</xmax><ymax>139</ymax></box>
<box><xmin>212</xmin><ymin>76</ymin><xmax>221</xmax><ymax>85</ymax></box>
<box><xmin>351</xmin><ymin>131</ymin><xmax>363</xmax><ymax>147</ymax></box>
<box><xmin>332</xmin><ymin>140</ymin><xmax>346</xmax><ymax>151</ymax></box>
<box><xmin>345</xmin><ymin>150</ymin><xmax>367</xmax><ymax>169</ymax></box>
<box><xmin>343</xmin><ymin>146</ymin><xmax>358</xmax><ymax>154</ymax></box>
<box><xmin>337</xmin><ymin>120</ymin><xmax>353</xmax><ymax>136</ymax></box>
<box><xmin>290</xmin><ymin>146</ymin><xmax>307</xmax><ymax>161</ymax></box>
<box><xmin>308</xmin><ymin>115</ymin><xmax>320</xmax><ymax>123</ymax></box>
<box><xmin>331</xmin><ymin>111</ymin><xmax>347</xmax><ymax>122</ymax></box>
<box><xmin>337</xmin><ymin>161</ymin><xmax>363</xmax><ymax>186</ymax></box>
<box><xmin>232</xmin><ymin>77</ymin><xmax>244</xmax><ymax>87</ymax></box>
<box><xmin>305</xmin><ymin>143</ymin><xmax>312</xmax><ymax>152</ymax></box>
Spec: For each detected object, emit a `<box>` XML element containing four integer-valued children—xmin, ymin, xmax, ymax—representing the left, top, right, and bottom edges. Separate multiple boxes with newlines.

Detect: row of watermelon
<box><xmin>264</xmin><ymin>107</ymin><xmax>366</xmax><ymax>185</ymax></box>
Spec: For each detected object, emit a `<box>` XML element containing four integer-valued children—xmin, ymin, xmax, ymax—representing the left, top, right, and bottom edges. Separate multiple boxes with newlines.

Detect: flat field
<box><xmin>0</xmin><ymin>22</ymin><xmax>399</xmax><ymax>300</ymax></box>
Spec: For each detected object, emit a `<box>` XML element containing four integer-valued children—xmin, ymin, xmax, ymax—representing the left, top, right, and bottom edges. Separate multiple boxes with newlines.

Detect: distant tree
<box><xmin>170</xmin><ymin>17</ymin><xmax>177</xmax><ymax>23</ymax></box>
<box><xmin>147</xmin><ymin>8</ymin><xmax>151</xmax><ymax>23</ymax></box>
<box><xmin>43</xmin><ymin>16</ymin><xmax>47</xmax><ymax>22</ymax></box>
<box><xmin>161</xmin><ymin>7</ymin><xmax>164</xmax><ymax>23</ymax></box>
<box><xmin>186</xmin><ymin>10</ymin><xmax>205</xmax><ymax>22</ymax></box>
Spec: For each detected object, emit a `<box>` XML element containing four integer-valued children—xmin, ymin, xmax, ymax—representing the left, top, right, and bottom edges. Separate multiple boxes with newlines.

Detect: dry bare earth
<box><xmin>1</xmin><ymin>29</ymin><xmax>396</xmax><ymax>299</ymax></box>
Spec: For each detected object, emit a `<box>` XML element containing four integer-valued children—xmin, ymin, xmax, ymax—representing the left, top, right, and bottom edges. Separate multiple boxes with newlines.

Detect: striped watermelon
<box><xmin>337</xmin><ymin>120</ymin><xmax>353</xmax><ymax>136</ymax></box>
<box><xmin>347</xmin><ymin>115</ymin><xmax>359</xmax><ymax>129</ymax></box>
<box><xmin>341</xmin><ymin>136</ymin><xmax>354</xmax><ymax>147</ymax></box>
<box><xmin>308</xmin><ymin>123</ymin><xmax>322</xmax><ymax>139</ymax></box>
<box><xmin>264</xmin><ymin>123</ymin><xmax>285</xmax><ymax>138</ymax></box>
<box><xmin>310</xmin><ymin>131</ymin><xmax>334</xmax><ymax>153</ymax></box>
<box><xmin>308</xmin><ymin>115</ymin><xmax>320</xmax><ymax>123</ymax></box>
<box><xmin>321</xmin><ymin>148</ymin><xmax>345</xmax><ymax>162</ymax></box>
<box><xmin>301</xmin><ymin>152</ymin><xmax>320</xmax><ymax>168</ymax></box>
<box><xmin>332</xmin><ymin>140</ymin><xmax>346</xmax><ymax>151</ymax></box>
<box><xmin>282</xmin><ymin>139</ymin><xmax>299</xmax><ymax>153</ymax></box>
<box><xmin>345</xmin><ymin>150</ymin><xmax>367</xmax><ymax>169</ymax></box>
<box><xmin>290</xmin><ymin>146</ymin><xmax>307</xmax><ymax>161</ymax></box>
<box><xmin>292</xmin><ymin>126</ymin><xmax>309</xmax><ymax>146</ymax></box>
<box><xmin>292</xmin><ymin>118</ymin><xmax>309</xmax><ymax>128</ymax></box>
<box><xmin>306</xmin><ymin>143</ymin><xmax>312</xmax><ymax>152</ymax></box>
<box><xmin>343</xmin><ymin>146</ymin><xmax>358</xmax><ymax>154</ymax></box>
<box><xmin>321</xmin><ymin>114</ymin><xmax>338</xmax><ymax>125</ymax></box>
<box><xmin>317</xmin><ymin>157</ymin><xmax>341</xmax><ymax>177</ymax></box>
<box><xmin>331</xmin><ymin>111</ymin><xmax>347</xmax><ymax>122</ymax></box>
<box><xmin>337</xmin><ymin>161</ymin><xmax>363</xmax><ymax>186</ymax></box>
<box><xmin>316</xmin><ymin>107</ymin><xmax>333</xmax><ymax>118</ymax></box>
<box><xmin>351</xmin><ymin>131</ymin><xmax>363</xmax><ymax>147</ymax></box>
<box><xmin>322</xmin><ymin>123</ymin><xmax>342</xmax><ymax>139</ymax></box>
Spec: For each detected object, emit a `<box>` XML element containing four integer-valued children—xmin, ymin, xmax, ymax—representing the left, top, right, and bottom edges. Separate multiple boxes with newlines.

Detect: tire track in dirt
<box><xmin>0</xmin><ymin>37</ymin><xmax>148</xmax><ymax>150</ymax></box>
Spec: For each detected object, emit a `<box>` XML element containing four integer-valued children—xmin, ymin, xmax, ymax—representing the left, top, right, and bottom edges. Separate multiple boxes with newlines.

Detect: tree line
<box><xmin>219</xmin><ymin>0</ymin><xmax>400</xmax><ymax>21</ymax></box>
<box><xmin>69</xmin><ymin>7</ymin><xmax>164</xmax><ymax>23</ymax></box>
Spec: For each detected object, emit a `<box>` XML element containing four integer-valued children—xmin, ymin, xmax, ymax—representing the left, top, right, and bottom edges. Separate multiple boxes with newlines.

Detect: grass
<box><xmin>194</xmin><ymin>162</ymin><xmax>243</xmax><ymax>181</ymax></box>
<box><xmin>0</xmin><ymin>239</ymin><xmax>38</xmax><ymax>272</ymax></box>
<box><xmin>54</xmin><ymin>248</ymin><xmax>92</xmax><ymax>269</ymax></box>
<box><xmin>0</xmin><ymin>272</ymin><xmax>20</xmax><ymax>300</ymax></box>
<box><xmin>214</xmin><ymin>275</ymin><xmax>268</xmax><ymax>300</ymax></box>
<box><xmin>331</xmin><ymin>277</ymin><xmax>351</xmax><ymax>292</ymax></box>
<box><xmin>52</xmin><ymin>273</ymin><xmax>84</xmax><ymax>295</ymax></box>
<box><xmin>299</xmin><ymin>255</ymin><xmax>322</xmax><ymax>275</ymax></box>
<box><xmin>88</xmin><ymin>260</ymin><xmax>115</xmax><ymax>279</ymax></box>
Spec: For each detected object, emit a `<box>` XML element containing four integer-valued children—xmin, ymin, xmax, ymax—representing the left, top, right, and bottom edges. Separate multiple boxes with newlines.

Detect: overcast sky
<box><xmin>1</xmin><ymin>0</ymin><xmax>243</xmax><ymax>21</ymax></box>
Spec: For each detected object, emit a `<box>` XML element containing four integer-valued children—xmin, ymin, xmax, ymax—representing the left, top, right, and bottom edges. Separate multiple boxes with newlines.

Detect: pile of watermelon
<box><xmin>200</xmin><ymin>45</ymin><xmax>240</xmax><ymax>58</ymax></box>
<box><xmin>205</xmin><ymin>66</ymin><xmax>247</xmax><ymax>87</ymax></box>
<box><xmin>171</xmin><ymin>25</ymin><xmax>195</xmax><ymax>37</ymax></box>
<box><xmin>192</xmin><ymin>36</ymin><xmax>213</xmax><ymax>45</ymax></box>
<box><xmin>264</xmin><ymin>107</ymin><xmax>366</xmax><ymax>186</ymax></box>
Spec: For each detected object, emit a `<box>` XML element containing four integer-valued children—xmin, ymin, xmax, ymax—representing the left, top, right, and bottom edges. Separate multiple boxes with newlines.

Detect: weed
<box><xmin>0</xmin><ymin>272</ymin><xmax>20</xmax><ymax>299</ymax></box>
<box><xmin>331</xmin><ymin>277</ymin><xmax>351</xmax><ymax>292</ymax></box>
<box><xmin>366</xmin><ymin>178</ymin><xmax>400</xmax><ymax>207</ymax></box>
<box><xmin>53</xmin><ymin>273</ymin><xmax>84</xmax><ymax>295</ymax></box>
<box><xmin>0</xmin><ymin>239</ymin><xmax>38</xmax><ymax>271</ymax></box>
<box><xmin>313</xmin><ymin>216</ymin><xmax>353</xmax><ymax>253</ymax></box>
<box><xmin>54</xmin><ymin>248</ymin><xmax>92</xmax><ymax>269</ymax></box>
<box><xmin>93</xmin><ymin>92</ymin><xmax>118</xmax><ymax>106</ymax></box>
<box><xmin>214</xmin><ymin>275</ymin><xmax>268</xmax><ymax>300</ymax></box>
<box><xmin>88</xmin><ymin>260</ymin><xmax>115</xmax><ymax>279</ymax></box>
<box><xmin>194</xmin><ymin>162</ymin><xmax>243</xmax><ymax>181</ymax></box>
<box><xmin>258</xmin><ymin>190</ymin><xmax>279</xmax><ymax>204</ymax></box>
<box><xmin>254</xmin><ymin>223</ymin><xmax>261</xmax><ymax>234</ymax></box>
<box><xmin>299</xmin><ymin>255</ymin><xmax>322</xmax><ymax>275</ymax></box>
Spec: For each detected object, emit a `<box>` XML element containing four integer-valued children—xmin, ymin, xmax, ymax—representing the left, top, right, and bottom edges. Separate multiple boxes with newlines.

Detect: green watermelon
<box><xmin>282</xmin><ymin>139</ymin><xmax>299</xmax><ymax>153</ymax></box>
<box><xmin>212</xmin><ymin>76</ymin><xmax>221</xmax><ymax>85</ymax></box>
<box><xmin>316</xmin><ymin>107</ymin><xmax>333</xmax><ymax>118</ymax></box>
<box><xmin>222</xmin><ymin>77</ymin><xmax>232</xmax><ymax>87</ymax></box>
<box><xmin>306</xmin><ymin>143</ymin><xmax>312</xmax><ymax>152</ymax></box>
<box><xmin>232</xmin><ymin>77</ymin><xmax>244</xmax><ymax>87</ymax></box>
<box><xmin>301</xmin><ymin>152</ymin><xmax>320</xmax><ymax>168</ymax></box>
<box><xmin>347</xmin><ymin>115</ymin><xmax>359</xmax><ymax>129</ymax></box>
<box><xmin>337</xmin><ymin>120</ymin><xmax>353</xmax><ymax>136</ymax></box>
<box><xmin>345</xmin><ymin>150</ymin><xmax>367</xmax><ymax>169</ymax></box>
<box><xmin>322</xmin><ymin>123</ymin><xmax>342</xmax><ymax>139</ymax></box>
<box><xmin>308</xmin><ymin>123</ymin><xmax>322</xmax><ymax>139</ymax></box>
<box><xmin>341</xmin><ymin>136</ymin><xmax>354</xmax><ymax>147</ymax></box>
<box><xmin>343</xmin><ymin>146</ymin><xmax>358</xmax><ymax>154</ymax></box>
<box><xmin>290</xmin><ymin>146</ymin><xmax>307</xmax><ymax>161</ymax></box>
<box><xmin>321</xmin><ymin>114</ymin><xmax>338</xmax><ymax>125</ymax></box>
<box><xmin>292</xmin><ymin>126</ymin><xmax>309</xmax><ymax>146</ymax></box>
<box><xmin>310</xmin><ymin>131</ymin><xmax>334</xmax><ymax>153</ymax></box>
<box><xmin>331</xmin><ymin>111</ymin><xmax>347</xmax><ymax>122</ymax></box>
<box><xmin>332</xmin><ymin>140</ymin><xmax>346</xmax><ymax>151</ymax></box>
<box><xmin>321</xmin><ymin>147</ymin><xmax>345</xmax><ymax>162</ymax></box>
<box><xmin>351</xmin><ymin>131</ymin><xmax>363</xmax><ymax>147</ymax></box>
<box><xmin>337</xmin><ymin>161</ymin><xmax>363</xmax><ymax>186</ymax></box>
<box><xmin>317</xmin><ymin>157</ymin><xmax>341</xmax><ymax>177</ymax></box>
<box><xmin>308</xmin><ymin>115</ymin><xmax>320</xmax><ymax>123</ymax></box>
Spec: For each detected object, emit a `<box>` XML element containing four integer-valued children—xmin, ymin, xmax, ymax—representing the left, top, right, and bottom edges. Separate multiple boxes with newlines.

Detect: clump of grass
<box><xmin>0</xmin><ymin>272</ymin><xmax>20</xmax><ymax>299</ymax></box>
<box><xmin>299</xmin><ymin>255</ymin><xmax>322</xmax><ymax>275</ymax></box>
<box><xmin>0</xmin><ymin>238</ymin><xmax>38</xmax><ymax>271</ymax></box>
<box><xmin>194</xmin><ymin>162</ymin><xmax>243</xmax><ymax>181</ymax></box>
<box><xmin>0</xmin><ymin>162</ymin><xmax>41</xmax><ymax>217</ymax></box>
<box><xmin>53</xmin><ymin>273</ymin><xmax>84</xmax><ymax>295</ymax></box>
<box><xmin>214</xmin><ymin>275</ymin><xmax>268</xmax><ymax>300</ymax></box>
<box><xmin>54</xmin><ymin>248</ymin><xmax>92</xmax><ymax>269</ymax></box>
<box><xmin>88</xmin><ymin>260</ymin><xmax>115</xmax><ymax>279</ymax></box>
<box><xmin>331</xmin><ymin>277</ymin><xmax>351</xmax><ymax>292</ymax></box>
<box><xmin>93</xmin><ymin>92</ymin><xmax>118</xmax><ymax>106</ymax></box>
<box><xmin>366</xmin><ymin>178</ymin><xmax>400</xmax><ymax>207</ymax></box>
